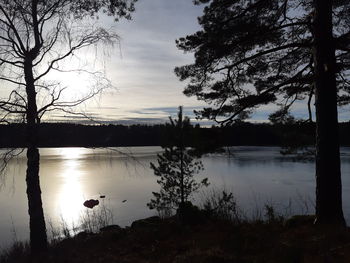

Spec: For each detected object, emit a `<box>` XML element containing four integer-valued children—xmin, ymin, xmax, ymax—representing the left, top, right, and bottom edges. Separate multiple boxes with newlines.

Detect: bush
<box><xmin>201</xmin><ymin>189</ymin><xmax>242</xmax><ymax>223</ymax></box>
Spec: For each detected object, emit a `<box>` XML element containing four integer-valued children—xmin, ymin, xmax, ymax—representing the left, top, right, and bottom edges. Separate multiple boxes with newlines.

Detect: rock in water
<box><xmin>83</xmin><ymin>199</ymin><xmax>99</xmax><ymax>209</ymax></box>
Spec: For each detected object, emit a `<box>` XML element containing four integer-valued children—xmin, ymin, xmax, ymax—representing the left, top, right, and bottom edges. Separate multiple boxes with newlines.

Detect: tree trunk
<box><xmin>24</xmin><ymin>58</ymin><xmax>48</xmax><ymax>253</ymax></box>
<box><xmin>180</xmin><ymin>149</ymin><xmax>185</xmax><ymax>205</ymax></box>
<box><xmin>26</xmin><ymin>147</ymin><xmax>47</xmax><ymax>253</ymax></box>
<box><xmin>179</xmin><ymin>106</ymin><xmax>185</xmax><ymax>205</ymax></box>
<box><xmin>313</xmin><ymin>0</ymin><xmax>345</xmax><ymax>225</ymax></box>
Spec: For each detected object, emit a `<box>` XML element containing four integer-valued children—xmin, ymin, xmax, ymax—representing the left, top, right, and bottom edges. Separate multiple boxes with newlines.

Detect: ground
<box><xmin>2</xmin><ymin>215</ymin><xmax>350</xmax><ymax>263</ymax></box>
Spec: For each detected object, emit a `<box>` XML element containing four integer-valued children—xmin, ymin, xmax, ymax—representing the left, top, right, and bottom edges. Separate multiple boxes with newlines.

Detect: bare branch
<box><xmin>34</xmin><ymin>27</ymin><xmax>118</xmax><ymax>81</ymax></box>
<box><xmin>0</xmin><ymin>148</ymin><xmax>25</xmax><ymax>179</ymax></box>
<box><xmin>0</xmin><ymin>4</ymin><xmax>26</xmax><ymax>52</ymax></box>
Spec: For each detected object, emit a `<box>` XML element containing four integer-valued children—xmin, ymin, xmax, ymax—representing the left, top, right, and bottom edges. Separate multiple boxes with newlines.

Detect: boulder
<box><xmin>131</xmin><ymin>216</ymin><xmax>161</xmax><ymax>229</ymax></box>
<box><xmin>100</xmin><ymin>225</ymin><xmax>122</xmax><ymax>232</ymax></box>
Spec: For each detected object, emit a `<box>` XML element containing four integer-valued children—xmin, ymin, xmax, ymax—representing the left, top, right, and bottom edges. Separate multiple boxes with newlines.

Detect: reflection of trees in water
<box><xmin>215</xmin><ymin>147</ymin><xmax>350</xmax><ymax>167</ymax></box>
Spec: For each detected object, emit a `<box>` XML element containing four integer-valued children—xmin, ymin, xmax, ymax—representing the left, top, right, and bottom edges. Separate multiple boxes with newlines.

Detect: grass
<box><xmin>200</xmin><ymin>188</ymin><xmax>244</xmax><ymax>223</ymax></box>
<box><xmin>47</xmin><ymin>200</ymin><xmax>115</xmax><ymax>243</ymax></box>
<box><xmin>3</xmin><ymin>213</ymin><xmax>350</xmax><ymax>263</ymax></box>
<box><xmin>0</xmin><ymin>241</ymin><xmax>30</xmax><ymax>263</ymax></box>
<box><xmin>0</xmin><ymin>201</ymin><xmax>115</xmax><ymax>262</ymax></box>
<box><xmin>79</xmin><ymin>201</ymin><xmax>114</xmax><ymax>233</ymax></box>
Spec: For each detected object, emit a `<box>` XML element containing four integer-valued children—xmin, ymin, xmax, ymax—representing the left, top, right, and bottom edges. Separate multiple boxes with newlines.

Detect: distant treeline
<box><xmin>0</xmin><ymin>122</ymin><xmax>350</xmax><ymax>148</ymax></box>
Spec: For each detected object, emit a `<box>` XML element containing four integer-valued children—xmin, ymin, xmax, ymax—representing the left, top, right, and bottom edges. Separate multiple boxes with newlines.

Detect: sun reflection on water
<box><xmin>55</xmin><ymin>148</ymin><xmax>87</xmax><ymax>229</ymax></box>
<box><xmin>58</xmin><ymin>147</ymin><xmax>86</xmax><ymax>160</ymax></box>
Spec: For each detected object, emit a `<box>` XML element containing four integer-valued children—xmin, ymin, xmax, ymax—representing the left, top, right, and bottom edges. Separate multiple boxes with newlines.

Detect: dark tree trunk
<box><xmin>180</xmin><ymin>149</ymin><xmax>185</xmax><ymax>205</ymax></box>
<box><xmin>24</xmin><ymin>59</ymin><xmax>39</xmax><ymax>126</ymax></box>
<box><xmin>313</xmin><ymin>0</ymin><xmax>345</xmax><ymax>225</ymax></box>
<box><xmin>179</xmin><ymin>107</ymin><xmax>185</xmax><ymax>205</ymax></box>
<box><xmin>24</xmin><ymin>58</ymin><xmax>48</xmax><ymax>253</ymax></box>
<box><xmin>26</xmin><ymin>147</ymin><xmax>47</xmax><ymax>253</ymax></box>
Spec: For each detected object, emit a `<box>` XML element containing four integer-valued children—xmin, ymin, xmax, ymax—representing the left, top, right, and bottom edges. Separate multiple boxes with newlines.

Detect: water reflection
<box><xmin>56</xmin><ymin>152</ymin><xmax>85</xmax><ymax>228</ymax></box>
<box><xmin>0</xmin><ymin>146</ymin><xmax>349</xmax><ymax>248</ymax></box>
<box><xmin>57</xmin><ymin>148</ymin><xmax>86</xmax><ymax>160</ymax></box>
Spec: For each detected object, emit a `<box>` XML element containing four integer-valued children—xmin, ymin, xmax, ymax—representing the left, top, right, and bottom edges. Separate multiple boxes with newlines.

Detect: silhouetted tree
<box><xmin>176</xmin><ymin>0</ymin><xmax>350</xmax><ymax>225</ymax></box>
<box><xmin>147</xmin><ymin>106</ymin><xmax>209</xmax><ymax>214</ymax></box>
<box><xmin>0</xmin><ymin>0</ymin><xmax>136</xmax><ymax>253</ymax></box>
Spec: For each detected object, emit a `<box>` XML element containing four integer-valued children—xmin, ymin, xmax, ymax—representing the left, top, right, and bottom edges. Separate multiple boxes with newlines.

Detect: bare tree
<box><xmin>0</xmin><ymin>0</ymin><xmax>136</xmax><ymax>254</ymax></box>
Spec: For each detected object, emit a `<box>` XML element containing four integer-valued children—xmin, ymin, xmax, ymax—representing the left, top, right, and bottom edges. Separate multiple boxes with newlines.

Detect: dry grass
<box><xmin>2</xmin><ymin>212</ymin><xmax>350</xmax><ymax>263</ymax></box>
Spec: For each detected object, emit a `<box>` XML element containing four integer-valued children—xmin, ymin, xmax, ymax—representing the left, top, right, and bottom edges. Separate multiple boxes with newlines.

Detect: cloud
<box><xmin>18</xmin><ymin>0</ymin><xmax>350</xmax><ymax>125</ymax></box>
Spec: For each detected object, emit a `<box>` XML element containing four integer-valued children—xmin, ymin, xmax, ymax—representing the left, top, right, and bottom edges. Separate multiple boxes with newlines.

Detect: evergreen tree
<box><xmin>147</xmin><ymin>106</ymin><xmax>209</xmax><ymax>213</ymax></box>
<box><xmin>176</xmin><ymin>0</ymin><xmax>350</xmax><ymax>225</ymax></box>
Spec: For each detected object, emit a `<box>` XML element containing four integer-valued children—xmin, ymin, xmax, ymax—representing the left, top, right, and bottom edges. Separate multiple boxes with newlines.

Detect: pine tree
<box><xmin>175</xmin><ymin>0</ymin><xmax>350</xmax><ymax>225</ymax></box>
<box><xmin>147</xmin><ymin>106</ymin><xmax>209</xmax><ymax>214</ymax></box>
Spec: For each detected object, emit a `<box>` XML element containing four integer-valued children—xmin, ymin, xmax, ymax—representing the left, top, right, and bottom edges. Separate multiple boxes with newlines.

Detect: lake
<box><xmin>0</xmin><ymin>146</ymin><xmax>350</xmax><ymax>248</ymax></box>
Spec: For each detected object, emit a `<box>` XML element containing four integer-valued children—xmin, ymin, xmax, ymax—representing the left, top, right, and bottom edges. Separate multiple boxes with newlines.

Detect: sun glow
<box><xmin>55</xmin><ymin>148</ymin><xmax>87</xmax><ymax>230</ymax></box>
<box><xmin>58</xmin><ymin>148</ymin><xmax>86</xmax><ymax>160</ymax></box>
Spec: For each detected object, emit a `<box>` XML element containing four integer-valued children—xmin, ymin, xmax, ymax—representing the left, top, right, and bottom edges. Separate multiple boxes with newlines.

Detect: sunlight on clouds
<box><xmin>28</xmin><ymin>0</ymin><xmax>208</xmax><ymax>123</ymax></box>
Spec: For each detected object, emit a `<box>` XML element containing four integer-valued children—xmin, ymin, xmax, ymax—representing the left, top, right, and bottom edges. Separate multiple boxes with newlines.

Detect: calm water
<box><xmin>0</xmin><ymin>146</ymin><xmax>350</xmax><ymax>248</ymax></box>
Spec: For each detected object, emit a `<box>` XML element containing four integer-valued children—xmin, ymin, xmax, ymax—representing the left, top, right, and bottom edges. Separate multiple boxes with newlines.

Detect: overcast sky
<box><xmin>52</xmin><ymin>0</ymin><xmax>208</xmax><ymax>125</ymax></box>
<box><xmin>84</xmin><ymin>0</ymin><xmax>348</xmax><ymax>125</ymax></box>
<box><xmin>3</xmin><ymin>0</ymin><xmax>347</xmax><ymax>125</ymax></box>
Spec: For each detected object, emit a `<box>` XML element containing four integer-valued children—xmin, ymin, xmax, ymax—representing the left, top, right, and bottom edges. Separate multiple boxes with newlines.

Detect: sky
<box><xmin>1</xmin><ymin>0</ymin><xmax>348</xmax><ymax>125</ymax></box>
<box><xmin>52</xmin><ymin>0</ymin><xmax>209</xmax><ymax>125</ymax></box>
<box><xmin>72</xmin><ymin>0</ymin><xmax>349</xmax><ymax>125</ymax></box>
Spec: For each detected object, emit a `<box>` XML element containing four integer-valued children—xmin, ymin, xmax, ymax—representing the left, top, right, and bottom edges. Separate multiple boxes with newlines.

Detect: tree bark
<box><xmin>26</xmin><ymin>147</ymin><xmax>47</xmax><ymax>253</ymax></box>
<box><xmin>313</xmin><ymin>0</ymin><xmax>345</xmax><ymax>225</ymax></box>
<box><xmin>24</xmin><ymin>59</ymin><xmax>39</xmax><ymax>125</ymax></box>
<box><xmin>23</xmin><ymin>1</ymin><xmax>47</xmax><ymax>251</ymax></box>
<box><xmin>179</xmin><ymin>106</ymin><xmax>185</xmax><ymax>205</ymax></box>
<box><xmin>24</xmin><ymin>58</ymin><xmax>48</xmax><ymax>253</ymax></box>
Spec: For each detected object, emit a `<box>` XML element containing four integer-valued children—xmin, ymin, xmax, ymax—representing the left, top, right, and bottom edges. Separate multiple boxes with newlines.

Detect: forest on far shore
<box><xmin>1</xmin><ymin>121</ymin><xmax>350</xmax><ymax>149</ymax></box>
